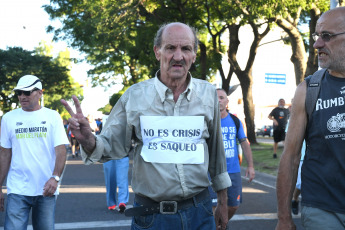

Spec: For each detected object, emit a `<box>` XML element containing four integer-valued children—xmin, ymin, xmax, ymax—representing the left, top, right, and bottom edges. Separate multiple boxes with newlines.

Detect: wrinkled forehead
<box><xmin>161</xmin><ymin>24</ymin><xmax>195</xmax><ymax>46</ymax></box>
<box><xmin>316</xmin><ymin>9</ymin><xmax>345</xmax><ymax>32</ymax></box>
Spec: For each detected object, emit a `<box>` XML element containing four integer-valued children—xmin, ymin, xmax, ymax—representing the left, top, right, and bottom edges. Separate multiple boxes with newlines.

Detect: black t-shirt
<box><xmin>302</xmin><ymin>72</ymin><xmax>345</xmax><ymax>213</ymax></box>
<box><xmin>269</xmin><ymin>107</ymin><xmax>289</xmax><ymax>130</ymax></box>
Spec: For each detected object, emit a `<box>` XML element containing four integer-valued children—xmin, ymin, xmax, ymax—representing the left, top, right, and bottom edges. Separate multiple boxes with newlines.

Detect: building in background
<box><xmin>215</xmin><ymin>25</ymin><xmax>296</xmax><ymax>129</ymax></box>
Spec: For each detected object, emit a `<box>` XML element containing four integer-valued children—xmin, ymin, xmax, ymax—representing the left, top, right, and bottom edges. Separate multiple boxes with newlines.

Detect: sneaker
<box><xmin>291</xmin><ymin>200</ymin><xmax>299</xmax><ymax>215</ymax></box>
<box><xmin>273</xmin><ymin>153</ymin><xmax>277</xmax><ymax>159</ymax></box>
<box><xmin>108</xmin><ymin>205</ymin><xmax>116</xmax><ymax>210</ymax></box>
<box><xmin>119</xmin><ymin>203</ymin><xmax>126</xmax><ymax>213</ymax></box>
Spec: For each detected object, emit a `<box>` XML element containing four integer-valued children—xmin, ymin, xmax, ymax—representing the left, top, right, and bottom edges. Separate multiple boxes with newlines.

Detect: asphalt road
<box><xmin>0</xmin><ymin>145</ymin><xmax>304</xmax><ymax>230</ymax></box>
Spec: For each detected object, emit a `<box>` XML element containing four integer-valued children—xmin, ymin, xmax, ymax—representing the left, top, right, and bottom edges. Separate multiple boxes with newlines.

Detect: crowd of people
<box><xmin>1</xmin><ymin>6</ymin><xmax>345</xmax><ymax>230</ymax></box>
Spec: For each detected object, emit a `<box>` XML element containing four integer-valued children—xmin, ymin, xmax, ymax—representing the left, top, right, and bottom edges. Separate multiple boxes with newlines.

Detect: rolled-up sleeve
<box><xmin>81</xmin><ymin>136</ymin><xmax>105</xmax><ymax>165</ymax></box>
<box><xmin>207</xmin><ymin>90</ymin><xmax>231</xmax><ymax>192</ymax></box>
<box><xmin>81</xmin><ymin>92</ymin><xmax>132</xmax><ymax>165</ymax></box>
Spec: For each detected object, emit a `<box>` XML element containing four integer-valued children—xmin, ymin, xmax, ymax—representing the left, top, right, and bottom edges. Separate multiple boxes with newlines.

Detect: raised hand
<box><xmin>61</xmin><ymin>95</ymin><xmax>96</xmax><ymax>152</ymax></box>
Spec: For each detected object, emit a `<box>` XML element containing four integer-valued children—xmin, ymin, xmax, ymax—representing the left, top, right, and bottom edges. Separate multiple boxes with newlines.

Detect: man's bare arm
<box><xmin>214</xmin><ymin>188</ymin><xmax>228</xmax><ymax>230</ymax></box>
<box><xmin>275</xmin><ymin>81</ymin><xmax>307</xmax><ymax>230</ymax></box>
<box><xmin>0</xmin><ymin>147</ymin><xmax>12</xmax><ymax>211</ymax></box>
<box><xmin>268</xmin><ymin>114</ymin><xmax>278</xmax><ymax>126</ymax></box>
<box><xmin>240</xmin><ymin>140</ymin><xmax>255</xmax><ymax>182</ymax></box>
<box><xmin>43</xmin><ymin>145</ymin><xmax>67</xmax><ymax>196</ymax></box>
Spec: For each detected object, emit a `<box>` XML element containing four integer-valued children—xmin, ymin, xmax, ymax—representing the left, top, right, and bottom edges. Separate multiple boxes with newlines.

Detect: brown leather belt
<box><xmin>124</xmin><ymin>189</ymin><xmax>210</xmax><ymax>216</ymax></box>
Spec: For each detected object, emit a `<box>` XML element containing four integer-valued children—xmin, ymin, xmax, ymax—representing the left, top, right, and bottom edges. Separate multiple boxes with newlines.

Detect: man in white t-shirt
<box><xmin>0</xmin><ymin>75</ymin><xmax>69</xmax><ymax>229</ymax></box>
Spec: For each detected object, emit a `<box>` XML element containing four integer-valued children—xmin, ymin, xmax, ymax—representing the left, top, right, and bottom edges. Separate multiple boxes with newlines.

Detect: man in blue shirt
<box><xmin>209</xmin><ymin>88</ymin><xmax>255</xmax><ymax>224</ymax></box>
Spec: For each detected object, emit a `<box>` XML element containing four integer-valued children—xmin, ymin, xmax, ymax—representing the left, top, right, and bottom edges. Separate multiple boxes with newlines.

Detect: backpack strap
<box><xmin>229</xmin><ymin>113</ymin><xmax>240</xmax><ymax>136</ymax></box>
<box><xmin>305</xmin><ymin>68</ymin><xmax>327</xmax><ymax>121</ymax></box>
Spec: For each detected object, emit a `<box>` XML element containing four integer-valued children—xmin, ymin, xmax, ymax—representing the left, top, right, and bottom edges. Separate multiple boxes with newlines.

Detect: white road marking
<box><xmin>0</xmin><ymin>160</ymin><xmax>282</xmax><ymax>229</ymax></box>
<box><xmin>242</xmin><ymin>187</ymin><xmax>268</xmax><ymax>194</ymax></box>
<box><xmin>241</xmin><ymin>175</ymin><xmax>276</xmax><ymax>190</ymax></box>
<box><xmin>0</xmin><ymin>213</ymin><xmax>300</xmax><ymax>230</ymax></box>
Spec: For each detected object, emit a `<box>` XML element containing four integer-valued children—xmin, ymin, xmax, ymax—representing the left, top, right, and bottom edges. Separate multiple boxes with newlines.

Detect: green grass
<box><xmin>241</xmin><ymin>142</ymin><xmax>284</xmax><ymax>176</ymax></box>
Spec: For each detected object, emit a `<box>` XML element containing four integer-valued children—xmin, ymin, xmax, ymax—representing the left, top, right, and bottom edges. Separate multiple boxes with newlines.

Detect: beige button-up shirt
<box><xmin>82</xmin><ymin>73</ymin><xmax>231</xmax><ymax>201</ymax></box>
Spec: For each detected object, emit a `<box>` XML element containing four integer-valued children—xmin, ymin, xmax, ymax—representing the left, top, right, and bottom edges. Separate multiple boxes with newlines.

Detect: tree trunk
<box><xmin>227</xmin><ymin>22</ymin><xmax>270</xmax><ymax>144</ymax></box>
<box><xmin>237</xmin><ymin>71</ymin><xmax>256</xmax><ymax>144</ymax></box>
<box><xmin>275</xmin><ymin>16</ymin><xmax>306</xmax><ymax>85</ymax></box>
<box><xmin>198</xmin><ymin>41</ymin><xmax>207</xmax><ymax>80</ymax></box>
<box><xmin>305</xmin><ymin>8</ymin><xmax>321</xmax><ymax>78</ymax></box>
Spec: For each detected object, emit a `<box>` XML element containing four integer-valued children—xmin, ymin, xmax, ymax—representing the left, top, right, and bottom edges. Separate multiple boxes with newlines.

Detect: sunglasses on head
<box><xmin>312</xmin><ymin>31</ymin><xmax>345</xmax><ymax>42</ymax></box>
<box><xmin>15</xmin><ymin>88</ymin><xmax>39</xmax><ymax>96</ymax></box>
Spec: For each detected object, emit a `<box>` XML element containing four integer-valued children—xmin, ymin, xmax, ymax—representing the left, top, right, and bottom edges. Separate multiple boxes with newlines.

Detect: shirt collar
<box><xmin>154</xmin><ymin>70</ymin><xmax>193</xmax><ymax>102</ymax></box>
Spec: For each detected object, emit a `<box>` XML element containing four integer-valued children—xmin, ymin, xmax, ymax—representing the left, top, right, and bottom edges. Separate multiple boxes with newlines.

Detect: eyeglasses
<box><xmin>15</xmin><ymin>88</ymin><xmax>39</xmax><ymax>96</ymax></box>
<box><xmin>312</xmin><ymin>31</ymin><xmax>345</xmax><ymax>42</ymax></box>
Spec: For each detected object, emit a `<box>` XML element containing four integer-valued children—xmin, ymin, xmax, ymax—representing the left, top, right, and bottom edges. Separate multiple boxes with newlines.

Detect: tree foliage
<box><xmin>97</xmin><ymin>85</ymin><xmax>130</xmax><ymax>116</ymax></box>
<box><xmin>45</xmin><ymin>0</ymin><xmax>160</xmax><ymax>89</ymax></box>
<box><xmin>43</xmin><ymin>0</ymin><xmax>274</xmax><ymax>143</ymax></box>
<box><xmin>97</xmin><ymin>104</ymin><xmax>113</xmax><ymax>115</ymax></box>
<box><xmin>0</xmin><ymin>47</ymin><xmax>83</xmax><ymax>115</ymax></box>
<box><xmin>43</xmin><ymin>0</ymin><xmax>334</xmax><ymax>143</ymax></box>
<box><xmin>44</xmin><ymin>0</ymin><xmax>219</xmax><ymax>87</ymax></box>
<box><xmin>258</xmin><ymin>0</ymin><xmax>330</xmax><ymax>85</ymax></box>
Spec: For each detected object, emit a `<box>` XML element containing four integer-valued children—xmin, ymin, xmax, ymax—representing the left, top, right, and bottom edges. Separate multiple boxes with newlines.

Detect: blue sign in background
<box><xmin>265</xmin><ymin>73</ymin><xmax>286</xmax><ymax>85</ymax></box>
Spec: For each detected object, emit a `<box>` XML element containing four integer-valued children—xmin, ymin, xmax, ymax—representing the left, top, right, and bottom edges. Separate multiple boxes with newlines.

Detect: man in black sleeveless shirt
<box><xmin>268</xmin><ymin>99</ymin><xmax>289</xmax><ymax>159</ymax></box>
<box><xmin>276</xmin><ymin>7</ymin><xmax>345</xmax><ymax>230</ymax></box>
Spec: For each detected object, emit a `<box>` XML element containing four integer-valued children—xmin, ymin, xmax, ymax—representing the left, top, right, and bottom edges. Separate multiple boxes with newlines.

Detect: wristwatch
<box><xmin>51</xmin><ymin>175</ymin><xmax>60</xmax><ymax>182</ymax></box>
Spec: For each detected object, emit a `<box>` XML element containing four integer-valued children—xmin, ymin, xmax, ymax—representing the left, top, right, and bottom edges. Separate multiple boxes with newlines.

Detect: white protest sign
<box><xmin>140</xmin><ymin>116</ymin><xmax>205</xmax><ymax>164</ymax></box>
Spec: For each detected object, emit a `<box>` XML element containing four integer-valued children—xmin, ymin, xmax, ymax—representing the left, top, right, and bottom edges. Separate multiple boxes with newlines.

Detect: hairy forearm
<box><xmin>215</xmin><ymin>188</ymin><xmax>228</xmax><ymax>226</ymax></box>
<box><xmin>216</xmin><ymin>188</ymin><xmax>228</xmax><ymax>205</ymax></box>
<box><xmin>276</xmin><ymin>151</ymin><xmax>299</xmax><ymax>219</ymax></box>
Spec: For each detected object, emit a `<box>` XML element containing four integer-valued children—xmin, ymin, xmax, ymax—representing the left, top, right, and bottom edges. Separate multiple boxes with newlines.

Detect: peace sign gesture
<box><xmin>61</xmin><ymin>95</ymin><xmax>96</xmax><ymax>152</ymax></box>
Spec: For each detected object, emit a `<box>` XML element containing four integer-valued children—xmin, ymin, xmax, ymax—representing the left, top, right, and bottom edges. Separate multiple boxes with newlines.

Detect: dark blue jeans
<box><xmin>131</xmin><ymin>195</ymin><xmax>216</xmax><ymax>230</ymax></box>
<box><xmin>5</xmin><ymin>194</ymin><xmax>56</xmax><ymax>230</ymax></box>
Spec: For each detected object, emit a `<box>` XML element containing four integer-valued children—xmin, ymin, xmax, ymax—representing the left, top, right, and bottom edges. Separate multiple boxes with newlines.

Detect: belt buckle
<box><xmin>159</xmin><ymin>201</ymin><xmax>177</xmax><ymax>214</ymax></box>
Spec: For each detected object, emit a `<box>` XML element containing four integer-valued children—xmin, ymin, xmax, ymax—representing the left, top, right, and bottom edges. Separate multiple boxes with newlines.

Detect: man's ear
<box><xmin>154</xmin><ymin>46</ymin><xmax>161</xmax><ymax>61</ymax></box>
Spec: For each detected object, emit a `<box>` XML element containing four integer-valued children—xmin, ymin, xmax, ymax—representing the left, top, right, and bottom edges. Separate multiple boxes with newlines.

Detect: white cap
<box><xmin>14</xmin><ymin>75</ymin><xmax>42</xmax><ymax>91</ymax></box>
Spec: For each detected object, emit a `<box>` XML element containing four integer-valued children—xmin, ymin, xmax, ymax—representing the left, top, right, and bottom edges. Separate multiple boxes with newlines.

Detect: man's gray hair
<box><xmin>153</xmin><ymin>22</ymin><xmax>198</xmax><ymax>53</ymax></box>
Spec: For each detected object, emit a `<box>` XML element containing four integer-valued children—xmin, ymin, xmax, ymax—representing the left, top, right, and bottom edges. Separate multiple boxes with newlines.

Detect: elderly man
<box><xmin>61</xmin><ymin>22</ymin><xmax>231</xmax><ymax>230</ymax></box>
<box><xmin>276</xmin><ymin>7</ymin><xmax>345</xmax><ymax>230</ymax></box>
<box><xmin>0</xmin><ymin>75</ymin><xmax>68</xmax><ymax>229</ymax></box>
